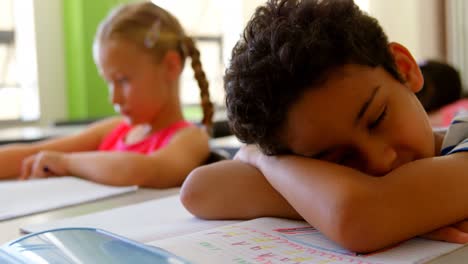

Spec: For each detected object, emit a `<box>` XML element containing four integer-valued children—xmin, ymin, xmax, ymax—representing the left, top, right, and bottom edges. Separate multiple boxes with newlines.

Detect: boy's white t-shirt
<box><xmin>440</xmin><ymin>114</ymin><xmax>468</xmax><ymax>155</ymax></box>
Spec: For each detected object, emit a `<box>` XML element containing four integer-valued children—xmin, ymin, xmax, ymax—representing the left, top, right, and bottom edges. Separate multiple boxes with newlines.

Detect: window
<box><xmin>153</xmin><ymin>0</ymin><xmax>229</xmax><ymax>121</ymax></box>
<box><xmin>179</xmin><ymin>35</ymin><xmax>224</xmax><ymax>120</ymax></box>
<box><xmin>0</xmin><ymin>0</ymin><xmax>39</xmax><ymax>122</ymax></box>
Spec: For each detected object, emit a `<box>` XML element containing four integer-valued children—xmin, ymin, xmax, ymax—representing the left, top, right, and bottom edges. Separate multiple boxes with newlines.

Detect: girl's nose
<box><xmin>109</xmin><ymin>84</ymin><xmax>122</xmax><ymax>105</ymax></box>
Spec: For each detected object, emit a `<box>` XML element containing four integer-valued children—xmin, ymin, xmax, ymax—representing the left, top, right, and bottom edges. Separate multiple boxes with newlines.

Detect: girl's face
<box><xmin>281</xmin><ymin>62</ymin><xmax>437</xmax><ymax>176</ymax></box>
<box><xmin>95</xmin><ymin>39</ymin><xmax>172</xmax><ymax>125</ymax></box>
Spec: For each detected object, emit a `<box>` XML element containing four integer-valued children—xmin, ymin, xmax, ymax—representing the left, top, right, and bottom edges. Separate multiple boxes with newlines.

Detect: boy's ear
<box><xmin>388</xmin><ymin>42</ymin><xmax>424</xmax><ymax>93</ymax></box>
<box><xmin>161</xmin><ymin>50</ymin><xmax>183</xmax><ymax>82</ymax></box>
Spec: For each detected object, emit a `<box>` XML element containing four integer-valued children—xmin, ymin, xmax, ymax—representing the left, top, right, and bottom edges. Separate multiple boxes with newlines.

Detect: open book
<box><xmin>22</xmin><ymin>195</ymin><xmax>467</xmax><ymax>264</ymax></box>
<box><xmin>150</xmin><ymin>217</ymin><xmax>465</xmax><ymax>264</ymax></box>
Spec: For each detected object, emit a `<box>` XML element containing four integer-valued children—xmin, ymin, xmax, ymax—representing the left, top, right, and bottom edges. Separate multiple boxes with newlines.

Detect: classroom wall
<box><xmin>369</xmin><ymin>0</ymin><xmax>445</xmax><ymax>62</ymax></box>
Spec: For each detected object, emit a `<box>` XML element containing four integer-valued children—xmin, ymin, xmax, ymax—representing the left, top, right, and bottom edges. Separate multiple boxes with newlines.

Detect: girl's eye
<box><xmin>368</xmin><ymin>106</ymin><xmax>387</xmax><ymax>130</ymax></box>
<box><xmin>117</xmin><ymin>77</ymin><xmax>129</xmax><ymax>84</ymax></box>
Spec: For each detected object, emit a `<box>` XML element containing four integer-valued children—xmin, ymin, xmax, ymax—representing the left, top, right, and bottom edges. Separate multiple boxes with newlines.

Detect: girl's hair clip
<box><xmin>144</xmin><ymin>20</ymin><xmax>161</xmax><ymax>48</ymax></box>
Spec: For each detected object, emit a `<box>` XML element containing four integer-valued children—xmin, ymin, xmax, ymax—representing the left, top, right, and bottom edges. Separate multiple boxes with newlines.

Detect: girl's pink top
<box><xmin>440</xmin><ymin>99</ymin><xmax>468</xmax><ymax>126</ymax></box>
<box><xmin>98</xmin><ymin>120</ymin><xmax>193</xmax><ymax>154</ymax></box>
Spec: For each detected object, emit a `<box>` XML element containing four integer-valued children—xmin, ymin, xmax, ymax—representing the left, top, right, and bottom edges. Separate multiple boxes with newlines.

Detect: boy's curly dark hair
<box><xmin>225</xmin><ymin>0</ymin><xmax>404</xmax><ymax>155</ymax></box>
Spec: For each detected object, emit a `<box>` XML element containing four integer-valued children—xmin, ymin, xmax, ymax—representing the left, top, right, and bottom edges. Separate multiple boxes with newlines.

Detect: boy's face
<box><xmin>281</xmin><ymin>62</ymin><xmax>437</xmax><ymax>176</ymax></box>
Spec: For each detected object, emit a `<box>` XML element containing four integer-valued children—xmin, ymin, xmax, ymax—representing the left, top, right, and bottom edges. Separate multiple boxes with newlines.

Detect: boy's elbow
<box><xmin>180</xmin><ymin>165</ymin><xmax>220</xmax><ymax>220</ymax></box>
<box><xmin>321</xmin><ymin>186</ymin><xmax>386</xmax><ymax>253</ymax></box>
<box><xmin>332</xmin><ymin>209</ymin><xmax>383</xmax><ymax>253</ymax></box>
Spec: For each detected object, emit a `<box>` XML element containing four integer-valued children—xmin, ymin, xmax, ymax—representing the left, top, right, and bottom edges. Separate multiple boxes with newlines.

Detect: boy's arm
<box><xmin>0</xmin><ymin>117</ymin><xmax>121</xmax><ymax>179</ymax></box>
<box><xmin>247</xmin><ymin>148</ymin><xmax>468</xmax><ymax>253</ymax></box>
<box><xmin>180</xmin><ymin>160</ymin><xmax>301</xmax><ymax>220</ymax></box>
<box><xmin>183</xmin><ymin>145</ymin><xmax>468</xmax><ymax>252</ymax></box>
<box><xmin>22</xmin><ymin>127</ymin><xmax>211</xmax><ymax>188</ymax></box>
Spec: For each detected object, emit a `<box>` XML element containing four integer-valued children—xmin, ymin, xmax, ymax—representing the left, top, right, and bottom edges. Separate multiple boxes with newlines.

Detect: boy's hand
<box><xmin>421</xmin><ymin>220</ymin><xmax>468</xmax><ymax>243</ymax></box>
<box><xmin>20</xmin><ymin>151</ymin><xmax>69</xmax><ymax>180</ymax></box>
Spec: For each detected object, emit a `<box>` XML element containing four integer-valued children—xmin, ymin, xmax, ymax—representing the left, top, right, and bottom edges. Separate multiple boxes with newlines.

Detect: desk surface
<box><xmin>0</xmin><ymin>125</ymin><xmax>243</xmax><ymax>147</ymax></box>
<box><xmin>0</xmin><ymin>125</ymin><xmax>86</xmax><ymax>144</ymax></box>
<box><xmin>0</xmin><ymin>187</ymin><xmax>179</xmax><ymax>244</ymax></box>
<box><xmin>0</xmin><ymin>187</ymin><xmax>467</xmax><ymax>263</ymax></box>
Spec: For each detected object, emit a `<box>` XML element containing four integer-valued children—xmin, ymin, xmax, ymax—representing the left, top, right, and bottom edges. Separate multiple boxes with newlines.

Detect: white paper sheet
<box><xmin>0</xmin><ymin>177</ymin><xmax>137</xmax><ymax>221</ymax></box>
<box><xmin>150</xmin><ymin>217</ymin><xmax>465</xmax><ymax>264</ymax></box>
<box><xmin>22</xmin><ymin>195</ymin><xmax>239</xmax><ymax>243</ymax></box>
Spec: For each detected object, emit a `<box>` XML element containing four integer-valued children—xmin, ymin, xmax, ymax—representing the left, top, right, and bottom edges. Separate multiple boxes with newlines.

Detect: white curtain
<box><xmin>446</xmin><ymin>0</ymin><xmax>468</xmax><ymax>90</ymax></box>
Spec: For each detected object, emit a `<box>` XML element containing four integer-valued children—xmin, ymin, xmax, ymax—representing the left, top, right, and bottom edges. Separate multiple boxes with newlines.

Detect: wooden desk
<box><xmin>0</xmin><ymin>187</ymin><xmax>179</xmax><ymax>244</ymax></box>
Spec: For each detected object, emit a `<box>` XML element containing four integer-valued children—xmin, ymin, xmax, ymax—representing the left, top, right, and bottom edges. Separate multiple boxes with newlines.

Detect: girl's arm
<box><xmin>0</xmin><ymin>117</ymin><xmax>121</xmax><ymax>179</ymax></box>
<box><xmin>23</xmin><ymin>126</ymin><xmax>210</xmax><ymax>188</ymax></box>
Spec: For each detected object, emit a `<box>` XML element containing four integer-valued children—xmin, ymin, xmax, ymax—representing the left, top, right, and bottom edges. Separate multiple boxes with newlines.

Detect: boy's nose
<box><xmin>358</xmin><ymin>140</ymin><xmax>397</xmax><ymax>176</ymax></box>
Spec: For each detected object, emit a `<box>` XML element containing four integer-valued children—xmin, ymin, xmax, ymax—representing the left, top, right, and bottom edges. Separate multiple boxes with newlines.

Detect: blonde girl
<box><xmin>0</xmin><ymin>1</ymin><xmax>214</xmax><ymax>188</ymax></box>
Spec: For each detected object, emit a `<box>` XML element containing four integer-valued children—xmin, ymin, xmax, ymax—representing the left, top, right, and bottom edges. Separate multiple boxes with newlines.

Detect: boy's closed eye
<box><xmin>311</xmin><ymin>104</ymin><xmax>388</xmax><ymax>163</ymax></box>
<box><xmin>315</xmin><ymin>148</ymin><xmax>354</xmax><ymax>165</ymax></box>
<box><xmin>368</xmin><ymin>105</ymin><xmax>388</xmax><ymax>130</ymax></box>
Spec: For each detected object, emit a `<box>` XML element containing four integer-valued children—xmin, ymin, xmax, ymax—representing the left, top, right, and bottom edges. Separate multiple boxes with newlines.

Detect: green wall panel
<box><xmin>63</xmin><ymin>0</ymin><xmax>133</xmax><ymax>119</ymax></box>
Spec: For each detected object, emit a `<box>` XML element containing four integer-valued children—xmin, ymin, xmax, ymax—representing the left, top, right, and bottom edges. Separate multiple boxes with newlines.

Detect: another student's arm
<box><xmin>180</xmin><ymin>160</ymin><xmax>301</xmax><ymax>220</ymax></box>
<box><xmin>0</xmin><ymin>117</ymin><xmax>121</xmax><ymax>179</ymax></box>
<box><xmin>241</xmin><ymin>146</ymin><xmax>468</xmax><ymax>253</ymax></box>
<box><xmin>22</xmin><ymin>126</ymin><xmax>210</xmax><ymax>188</ymax></box>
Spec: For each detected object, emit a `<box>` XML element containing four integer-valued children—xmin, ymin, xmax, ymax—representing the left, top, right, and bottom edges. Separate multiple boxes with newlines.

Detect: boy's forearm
<box><xmin>180</xmin><ymin>160</ymin><xmax>301</xmax><ymax>220</ymax></box>
<box><xmin>254</xmin><ymin>155</ymin><xmax>375</xmax><ymax>249</ymax></box>
<box><xmin>254</xmin><ymin>153</ymin><xmax>468</xmax><ymax>252</ymax></box>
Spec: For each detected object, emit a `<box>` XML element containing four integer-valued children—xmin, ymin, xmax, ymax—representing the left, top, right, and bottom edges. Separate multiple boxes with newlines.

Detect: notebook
<box><xmin>0</xmin><ymin>176</ymin><xmax>137</xmax><ymax>221</ymax></box>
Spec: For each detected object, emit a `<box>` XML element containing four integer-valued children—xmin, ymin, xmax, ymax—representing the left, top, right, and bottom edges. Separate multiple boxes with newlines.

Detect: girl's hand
<box><xmin>233</xmin><ymin>145</ymin><xmax>264</xmax><ymax>168</ymax></box>
<box><xmin>421</xmin><ymin>220</ymin><xmax>468</xmax><ymax>243</ymax></box>
<box><xmin>20</xmin><ymin>151</ymin><xmax>69</xmax><ymax>180</ymax></box>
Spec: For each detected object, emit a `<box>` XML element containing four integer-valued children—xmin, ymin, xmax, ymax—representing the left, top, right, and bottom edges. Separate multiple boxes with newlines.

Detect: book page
<box><xmin>150</xmin><ymin>217</ymin><xmax>464</xmax><ymax>264</ymax></box>
<box><xmin>0</xmin><ymin>177</ymin><xmax>137</xmax><ymax>221</ymax></box>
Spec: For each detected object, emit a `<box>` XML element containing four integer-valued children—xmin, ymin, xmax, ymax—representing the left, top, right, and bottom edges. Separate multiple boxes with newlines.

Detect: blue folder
<box><xmin>0</xmin><ymin>227</ymin><xmax>191</xmax><ymax>263</ymax></box>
